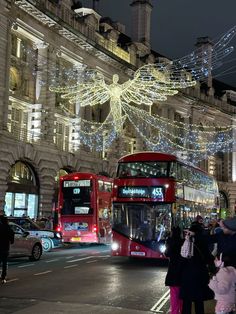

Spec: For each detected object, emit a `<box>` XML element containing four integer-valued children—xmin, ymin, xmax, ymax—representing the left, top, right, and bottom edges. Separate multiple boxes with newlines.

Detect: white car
<box><xmin>9</xmin><ymin>222</ymin><xmax>43</xmax><ymax>261</ymax></box>
<box><xmin>8</xmin><ymin>217</ymin><xmax>62</xmax><ymax>252</ymax></box>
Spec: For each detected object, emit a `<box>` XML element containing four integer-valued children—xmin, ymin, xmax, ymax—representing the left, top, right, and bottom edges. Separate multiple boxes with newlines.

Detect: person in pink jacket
<box><xmin>208</xmin><ymin>253</ymin><xmax>236</xmax><ymax>314</ymax></box>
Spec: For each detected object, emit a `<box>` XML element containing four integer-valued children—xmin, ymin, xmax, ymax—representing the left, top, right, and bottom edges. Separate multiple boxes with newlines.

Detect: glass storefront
<box><xmin>5</xmin><ymin>161</ymin><xmax>39</xmax><ymax>218</ymax></box>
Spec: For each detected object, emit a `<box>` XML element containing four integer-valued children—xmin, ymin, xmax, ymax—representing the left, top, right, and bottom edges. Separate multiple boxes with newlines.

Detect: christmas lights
<box><xmin>2</xmin><ymin>20</ymin><xmax>236</xmax><ymax>159</ymax></box>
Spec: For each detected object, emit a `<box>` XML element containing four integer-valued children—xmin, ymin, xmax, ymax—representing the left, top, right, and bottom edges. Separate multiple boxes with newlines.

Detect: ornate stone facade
<box><xmin>0</xmin><ymin>0</ymin><xmax>235</xmax><ymax>217</ymax></box>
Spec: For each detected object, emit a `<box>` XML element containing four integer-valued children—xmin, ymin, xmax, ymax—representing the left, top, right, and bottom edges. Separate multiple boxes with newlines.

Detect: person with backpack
<box><xmin>180</xmin><ymin>222</ymin><xmax>215</xmax><ymax>314</ymax></box>
<box><xmin>209</xmin><ymin>253</ymin><xmax>236</xmax><ymax>314</ymax></box>
<box><xmin>0</xmin><ymin>213</ymin><xmax>14</xmax><ymax>283</ymax></box>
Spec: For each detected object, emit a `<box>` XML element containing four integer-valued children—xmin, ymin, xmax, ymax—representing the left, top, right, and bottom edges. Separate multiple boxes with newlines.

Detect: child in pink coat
<box><xmin>208</xmin><ymin>253</ymin><xmax>236</xmax><ymax>314</ymax></box>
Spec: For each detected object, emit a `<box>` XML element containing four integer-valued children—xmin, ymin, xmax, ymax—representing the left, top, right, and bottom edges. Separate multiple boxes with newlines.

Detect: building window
<box><xmin>5</xmin><ymin>162</ymin><xmax>39</xmax><ymax>218</ymax></box>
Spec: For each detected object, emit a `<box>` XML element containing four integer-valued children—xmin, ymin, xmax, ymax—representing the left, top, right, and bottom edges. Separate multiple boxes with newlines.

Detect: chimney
<box><xmin>130</xmin><ymin>0</ymin><xmax>153</xmax><ymax>47</ymax></box>
<box><xmin>195</xmin><ymin>36</ymin><xmax>213</xmax><ymax>89</ymax></box>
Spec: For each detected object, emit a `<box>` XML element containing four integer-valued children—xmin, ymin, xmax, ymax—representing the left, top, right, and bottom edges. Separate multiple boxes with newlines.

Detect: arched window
<box><xmin>5</xmin><ymin>161</ymin><xmax>39</xmax><ymax>218</ymax></box>
<box><xmin>9</xmin><ymin>67</ymin><xmax>20</xmax><ymax>91</ymax></box>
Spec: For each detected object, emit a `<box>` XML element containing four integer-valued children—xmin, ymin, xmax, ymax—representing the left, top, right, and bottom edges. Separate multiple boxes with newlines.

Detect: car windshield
<box><xmin>9</xmin><ymin>218</ymin><xmax>40</xmax><ymax>231</ymax></box>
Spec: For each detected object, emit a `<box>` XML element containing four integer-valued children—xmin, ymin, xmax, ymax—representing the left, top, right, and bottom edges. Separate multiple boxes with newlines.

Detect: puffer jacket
<box><xmin>208</xmin><ymin>266</ymin><xmax>236</xmax><ymax>303</ymax></box>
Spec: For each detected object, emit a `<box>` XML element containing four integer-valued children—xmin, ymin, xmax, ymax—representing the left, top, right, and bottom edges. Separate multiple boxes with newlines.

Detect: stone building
<box><xmin>0</xmin><ymin>0</ymin><xmax>235</xmax><ymax>218</ymax></box>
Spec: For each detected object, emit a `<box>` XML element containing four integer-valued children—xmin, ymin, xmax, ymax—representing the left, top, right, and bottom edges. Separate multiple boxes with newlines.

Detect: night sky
<box><xmin>80</xmin><ymin>0</ymin><xmax>236</xmax><ymax>87</ymax></box>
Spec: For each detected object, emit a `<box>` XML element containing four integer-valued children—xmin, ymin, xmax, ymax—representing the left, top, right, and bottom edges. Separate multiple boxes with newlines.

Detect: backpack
<box><xmin>180</xmin><ymin>235</ymin><xmax>194</xmax><ymax>258</ymax></box>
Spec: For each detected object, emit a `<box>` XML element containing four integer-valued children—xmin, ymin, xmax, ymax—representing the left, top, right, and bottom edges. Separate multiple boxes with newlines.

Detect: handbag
<box><xmin>180</xmin><ymin>235</ymin><xmax>194</xmax><ymax>258</ymax></box>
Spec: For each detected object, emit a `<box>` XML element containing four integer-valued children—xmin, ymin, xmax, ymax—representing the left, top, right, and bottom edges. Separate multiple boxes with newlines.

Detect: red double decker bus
<box><xmin>56</xmin><ymin>173</ymin><xmax>113</xmax><ymax>244</ymax></box>
<box><xmin>111</xmin><ymin>152</ymin><xmax>219</xmax><ymax>259</ymax></box>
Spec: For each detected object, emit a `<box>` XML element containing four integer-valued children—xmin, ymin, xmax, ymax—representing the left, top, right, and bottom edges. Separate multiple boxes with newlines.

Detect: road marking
<box><xmin>6</xmin><ymin>278</ymin><xmax>19</xmax><ymax>283</ymax></box>
<box><xmin>150</xmin><ymin>290</ymin><xmax>170</xmax><ymax>313</ymax></box>
<box><xmin>65</xmin><ymin>256</ymin><xmax>75</xmax><ymax>259</ymax></box>
<box><xmin>45</xmin><ymin>259</ymin><xmax>59</xmax><ymax>263</ymax></box>
<box><xmin>86</xmin><ymin>260</ymin><xmax>98</xmax><ymax>263</ymax></box>
<box><xmin>18</xmin><ymin>264</ymin><xmax>35</xmax><ymax>268</ymax></box>
<box><xmin>95</xmin><ymin>255</ymin><xmax>110</xmax><ymax>258</ymax></box>
<box><xmin>67</xmin><ymin>256</ymin><xmax>93</xmax><ymax>263</ymax></box>
<box><xmin>34</xmin><ymin>271</ymin><xmax>52</xmax><ymax>276</ymax></box>
<box><xmin>64</xmin><ymin>264</ymin><xmax>78</xmax><ymax>269</ymax></box>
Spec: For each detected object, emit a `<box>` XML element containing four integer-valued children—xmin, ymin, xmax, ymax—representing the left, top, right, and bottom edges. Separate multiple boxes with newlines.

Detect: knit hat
<box><xmin>221</xmin><ymin>217</ymin><xmax>236</xmax><ymax>232</ymax></box>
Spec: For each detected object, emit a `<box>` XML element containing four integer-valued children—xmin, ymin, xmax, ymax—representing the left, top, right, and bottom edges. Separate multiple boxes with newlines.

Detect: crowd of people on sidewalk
<box><xmin>165</xmin><ymin>215</ymin><xmax>236</xmax><ymax>314</ymax></box>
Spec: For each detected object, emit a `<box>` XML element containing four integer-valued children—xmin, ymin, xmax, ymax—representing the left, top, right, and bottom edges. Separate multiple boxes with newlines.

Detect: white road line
<box><xmin>86</xmin><ymin>260</ymin><xmax>98</xmax><ymax>263</ymax></box>
<box><xmin>150</xmin><ymin>290</ymin><xmax>170</xmax><ymax>313</ymax></box>
<box><xmin>65</xmin><ymin>256</ymin><xmax>75</xmax><ymax>259</ymax></box>
<box><xmin>45</xmin><ymin>259</ymin><xmax>59</xmax><ymax>263</ymax></box>
<box><xmin>18</xmin><ymin>264</ymin><xmax>35</xmax><ymax>268</ymax></box>
<box><xmin>34</xmin><ymin>270</ymin><xmax>52</xmax><ymax>276</ymax></box>
<box><xmin>95</xmin><ymin>255</ymin><xmax>110</xmax><ymax>258</ymax></box>
<box><xmin>6</xmin><ymin>278</ymin><xmax>19</xmax><ymax>283</ymax></box>
<box><xmin>64</xmin><ymin>264</ymin><xmax>78</xmax><ymax>269</ymax></box>
<box><xmin>67</xmin><ymin>256</ymin><xmax>93</xmax><ymax>263</ymax></box>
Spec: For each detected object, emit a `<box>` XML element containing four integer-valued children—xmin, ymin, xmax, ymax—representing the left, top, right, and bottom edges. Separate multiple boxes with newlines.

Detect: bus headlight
<box><xmin>159</xmin><ymin>244</ymin><xmax>167</xmax><ymax>253</ymax></box>
<box><xmin>111</xmin><ymin>242</ymin><xmax>119</xmax><ymax>251</ymax></box>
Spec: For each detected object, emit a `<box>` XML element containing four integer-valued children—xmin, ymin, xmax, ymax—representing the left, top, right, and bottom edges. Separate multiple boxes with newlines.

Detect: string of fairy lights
<box><xmin>3</xmin><ymin>19</ymin><xmax>236</xmax><ymax>163</ymax></box>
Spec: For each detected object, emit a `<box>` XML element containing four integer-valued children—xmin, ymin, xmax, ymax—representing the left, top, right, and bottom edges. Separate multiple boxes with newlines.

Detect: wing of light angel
<box><xmin>121</xmin><ymin>26</ymin><xmax>236</xmax><ymax>106</ymax></box>
<box><xmin>172</xmin><ymin>25</ymin><xmax>236</xmax><ymax>81</ymax></box>
<box><xmin>50</xmin><ymin>69</ymin><xmax>110</xmax><ymax>106</ymax></box>
<box><xmin>120</xmin><ymin>62</ymin><xmax>196</xmax><ymax>105</ymax></box>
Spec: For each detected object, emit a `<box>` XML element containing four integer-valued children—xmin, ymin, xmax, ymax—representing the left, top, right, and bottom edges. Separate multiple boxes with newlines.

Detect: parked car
<box><xmin>9</xmin><ymin>222</ymin><xmax>42</xmax><ymax>261</ymax></box>
<box><xmin>8</xmin><ymin>217</ymin><xmax>62</xmax><ymax>252</ymax></box>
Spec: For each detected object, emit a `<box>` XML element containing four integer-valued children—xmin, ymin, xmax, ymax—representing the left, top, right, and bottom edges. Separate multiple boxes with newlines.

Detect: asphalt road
<box><xmin>0</xmin><ymin>245</ymin><xmax>214</xmax><ymax>314</ymax></box>
<box><xmin>0</xmin><ymin>244</ymin><xmax>170</xmax><ymax>314</ymax></box>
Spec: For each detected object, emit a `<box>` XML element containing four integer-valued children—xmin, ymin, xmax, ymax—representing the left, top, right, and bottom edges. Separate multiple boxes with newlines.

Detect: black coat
<box><xmin>0</xmin><ymin>218</ymin><xmax>14</xmax><ymax>252</ymax></box>
<box><xmin>165</xmin><ymin>236</ymin><xmax>183</xmax><ymax>286</ymax></box>
<box><xmin>208</xmin><ymin>232</ymin><xmax>236</xmax><ymax>267</ymax></box>
<box><xmin>179</xmin><ymin>233</ymin><xmax>214</xmax><ymax>301</ymax></box>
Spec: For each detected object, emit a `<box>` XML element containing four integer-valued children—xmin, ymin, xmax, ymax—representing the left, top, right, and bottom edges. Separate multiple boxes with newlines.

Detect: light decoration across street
<box><xmin>48</xmin><ymin>26</ymin><xmax>236</xmax><ymax>161</ymax></box>
<box><xmin>3</xmin><ymin>19</ymin><xmax>236</xmax><ymax>161</ymax></box>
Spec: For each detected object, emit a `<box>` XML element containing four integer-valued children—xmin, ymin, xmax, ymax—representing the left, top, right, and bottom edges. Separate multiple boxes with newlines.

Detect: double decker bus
<box><xmin>55</xmin><ymin>173</ymin><xmax>113</xmax><ymax>244</ymax></box>
<box><xmin>111</xmin><ymin>152</ymin><xmax>219</xmax><ymax>259</ymax></box>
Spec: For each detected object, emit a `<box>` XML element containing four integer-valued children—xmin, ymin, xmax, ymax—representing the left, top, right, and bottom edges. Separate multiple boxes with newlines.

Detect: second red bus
<box><xmin>56</xmin><ymin>172</ymin><xmax>113</xmax><ymax>244</ymax></box>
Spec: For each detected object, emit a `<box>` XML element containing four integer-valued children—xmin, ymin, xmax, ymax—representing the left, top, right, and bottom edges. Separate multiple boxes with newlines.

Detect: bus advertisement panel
<box><xmin>111</xmin><ymin>152</ymin><xmax>219</xmax><ymax>259</ymax></box>
<box><xmin>56</xmin><ymin>173</ymin><xmax>113</xmax><ymax>244</ymax></box>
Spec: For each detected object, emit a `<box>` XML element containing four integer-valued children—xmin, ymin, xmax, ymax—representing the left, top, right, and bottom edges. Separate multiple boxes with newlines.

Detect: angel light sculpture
<box><xmin>49</xmin><ymin>26</ymin><xmax>236</xmax><ymax>158</ymax></box>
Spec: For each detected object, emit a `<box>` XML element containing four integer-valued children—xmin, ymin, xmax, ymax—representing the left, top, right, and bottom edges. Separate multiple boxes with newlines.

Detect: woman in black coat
<box><xmin>180</xmin><ymin>222</ymin><xmax>215</xmax><ymax>314</ymax></box>
<box><xmin>165</xmin><ymin>226</ymin><xmax>184</xmax><ymax>314</ymax></box>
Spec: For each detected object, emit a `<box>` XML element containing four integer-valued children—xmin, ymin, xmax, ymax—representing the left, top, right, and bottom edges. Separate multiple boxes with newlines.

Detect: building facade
<box><xmin>0</xmin><ymin>0</ymin><xmax>236</xmax><ymax>218</ymax></box>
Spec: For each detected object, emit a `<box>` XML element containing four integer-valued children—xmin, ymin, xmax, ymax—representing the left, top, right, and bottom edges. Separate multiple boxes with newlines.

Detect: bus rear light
<box><xmin>56</xmin><ymin>225</ymin><xmax>62</xmax><ymax>232</ymax></box>
<box><xmin>93</xmin><ymin>224</ymin><xmax>98</xmax><ymax>232</ymax></box>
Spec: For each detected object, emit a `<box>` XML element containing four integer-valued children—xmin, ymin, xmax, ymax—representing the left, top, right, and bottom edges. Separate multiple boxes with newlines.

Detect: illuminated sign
<box><xmin>118</xmin><ymin>186</ymin><xmax>164</xmax><ymax>200</ymax></box>
<box><xmin>63</xmin><ymin>180</ymin><xmax>90</xmax><ymax>188</ymax></box>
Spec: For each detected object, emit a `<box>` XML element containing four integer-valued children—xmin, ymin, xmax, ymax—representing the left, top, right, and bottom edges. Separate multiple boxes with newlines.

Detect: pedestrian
<box><xmin>165</xmin><ymin>226</ymin><xmax>183</xmax><ymax>314</ymax></box>
<box><xmin>180</xmin><ymin>222</ymin><xmax>215</xmax><ymax>314</ymax></box>
<box><xmin>209</xmin><ymin>253</ymin><xmax>236</xmax><ymax>314</ymax></box>
<box><xmin>0</xmin><ymin>214</ymin><xmax>14</xmax><ymax>283</ymax></box>
<box><xmin>208</xmin><ymin>216</ymin><xmax>236</xmax><ymax>268</ymax></box>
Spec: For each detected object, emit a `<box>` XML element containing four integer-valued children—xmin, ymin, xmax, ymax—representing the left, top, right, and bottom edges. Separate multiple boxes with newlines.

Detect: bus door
<box><xmin>97</xmin><ymin>181</ymin><xmax>112</xmax><ymax>243</ymax></box>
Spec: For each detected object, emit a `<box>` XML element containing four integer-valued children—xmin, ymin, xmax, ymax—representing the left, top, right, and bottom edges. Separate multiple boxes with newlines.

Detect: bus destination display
<box><xmin>118</xmin><ymin>186</ymin><xmax>164</xmax><ymax>200</ymax></box>
<box><xmin>63</xmin><ymin>180</ymin><xmax>90</xmax><ymax>188</ymax></box>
